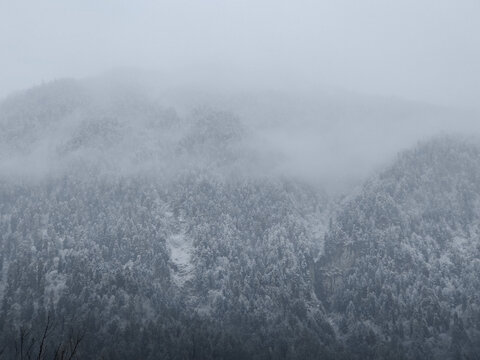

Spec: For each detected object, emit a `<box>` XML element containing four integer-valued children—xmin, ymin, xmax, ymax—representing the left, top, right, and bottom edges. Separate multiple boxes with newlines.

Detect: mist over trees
<box><xmin>1</xmin><ymin>0</ymin><xmax>480</xmax><ymax>357</ymax></box>
<box><xmin>0</xmin><ymin>78</ymin><xmax>478</xmax><ymax>359</ymax></box>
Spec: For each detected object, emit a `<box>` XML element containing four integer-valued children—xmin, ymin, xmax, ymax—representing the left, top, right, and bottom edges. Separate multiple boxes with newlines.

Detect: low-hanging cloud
<box><xmin>1</xmin><ymin>0</ymin><xmax>480</xmax><ymax>110</ymax></box>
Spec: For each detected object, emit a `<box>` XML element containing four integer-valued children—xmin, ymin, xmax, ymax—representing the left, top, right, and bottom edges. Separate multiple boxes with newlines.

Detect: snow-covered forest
<box><xmin>1</xmin><ymin>1</ymin><xmax>480</xmax><ymax>358</ymax></box>
<box><xmin>0</xmin><ymin>78</ymin><xmax>478</xmax><ymax>359</ymax></box>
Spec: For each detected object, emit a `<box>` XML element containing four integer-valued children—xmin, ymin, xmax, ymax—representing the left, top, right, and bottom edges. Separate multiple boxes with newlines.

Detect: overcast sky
<box><xmin>1</xmin><ymin>0</ymin><xmax>479</xmax><ymax>109</ymax></box>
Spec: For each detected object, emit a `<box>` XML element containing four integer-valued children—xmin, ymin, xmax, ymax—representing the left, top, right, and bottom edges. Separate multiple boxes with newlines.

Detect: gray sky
<box><xmin>1</xmin><ymin>0</ymin><xmax>479</xmax><ymax>109</ymax></box>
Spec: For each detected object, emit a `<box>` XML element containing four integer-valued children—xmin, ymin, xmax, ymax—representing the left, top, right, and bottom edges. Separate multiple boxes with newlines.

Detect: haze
<box><xmin>2</xmin><ymin>2</ymin><xmax>480</xmax><ymax>358</ymax></box>
<box><xmin>1</xmin><ymin>0</ymin><xmax>480</xmax><ymax>110</ymax></box>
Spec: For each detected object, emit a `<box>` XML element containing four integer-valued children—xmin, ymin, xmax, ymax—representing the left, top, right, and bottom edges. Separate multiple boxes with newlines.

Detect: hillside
<box><xmin>0</xmin><ymin>80</ymin><xmax>335</xmax><ymax>359</ymax></box>
<box><xmin>317</xmin><ymin>137</ymin><xmax>480</xmax><ymax>359</ymax></box>
<box><xmin>0</xmin><ymin>79</ymin><xmax>479</xmax><ymax>359</ymax></box>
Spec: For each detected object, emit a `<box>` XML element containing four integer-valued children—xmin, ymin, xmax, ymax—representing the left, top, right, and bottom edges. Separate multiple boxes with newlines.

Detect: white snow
<box><xmin>0</xmin><ymin>260</ymin><xmax>8</xmax><ymax>303</ymax></box>
<box><xmin>167</xmin><ymin>232</ymin><xmax>194</xmax><ymax>286</ymax></box>
<box><xmin>44</xmin><ymin>270</ymin><xmax>67</xmax><ymax>305</ymax></box>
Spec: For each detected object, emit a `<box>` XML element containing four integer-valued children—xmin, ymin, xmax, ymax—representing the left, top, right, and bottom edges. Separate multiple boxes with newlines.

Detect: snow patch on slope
<box><xmin>44</xmin><ymin>269</ymin><xmax>67</xmax><ymax>305</ymax></box>
<box><xmin>0</xmin><ymin>260</ymin><xmax>8</xmax><ymax>303</ymax></box>
<box><xmin>168</xmin><ymin>232</ymin><xmax>194</xmax><ymax>286</ymax></box>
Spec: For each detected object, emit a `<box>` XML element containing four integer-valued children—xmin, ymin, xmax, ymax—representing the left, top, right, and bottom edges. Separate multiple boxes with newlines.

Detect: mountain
<box><xmin>317</xmin><ymin>137</ymin><xmax>480</xmax><ymax>359</ymax></box>
<box><xmin>0</xmin><ymin>78</ymin><xmax>478</xmax><ymax>359</ymax></box>
<box><xmin>0</xmin><ymin>173</ymin><xmax>336</xmax><ymax>359</ymax></box>
<box><xmin>0</xmin><ymin>79</ymin><xmax>336</xmax><ymax>359</ymax></box>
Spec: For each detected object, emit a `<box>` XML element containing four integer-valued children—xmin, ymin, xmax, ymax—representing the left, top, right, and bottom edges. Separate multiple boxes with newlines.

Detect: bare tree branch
<box><xmin>37</xmin><ymin>314</ymin><xmax>52</xmax><ymax>360</ymax></box>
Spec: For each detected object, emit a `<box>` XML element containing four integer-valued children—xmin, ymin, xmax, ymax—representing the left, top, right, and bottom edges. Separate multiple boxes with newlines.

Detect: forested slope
<box><xmin>318</xmin><ymin>137</ymin><xmax>480</xmax><ymax>359</ymax></box>
<box><xmin>0</xmin><ymin>80</ymin><xmax>336</xmax><ymax>359</ymax></box>
<box><xmin>0</xmin><ymin>80</ymin><xmax>478</xmax><ymax>359</ymax></box>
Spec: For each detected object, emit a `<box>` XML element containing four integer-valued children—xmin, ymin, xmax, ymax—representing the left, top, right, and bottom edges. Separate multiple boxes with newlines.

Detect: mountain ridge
<box><xmin>0</xmin><ymin>79</ymin><xmax>479</xmax><ymax>359</ymax></box>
